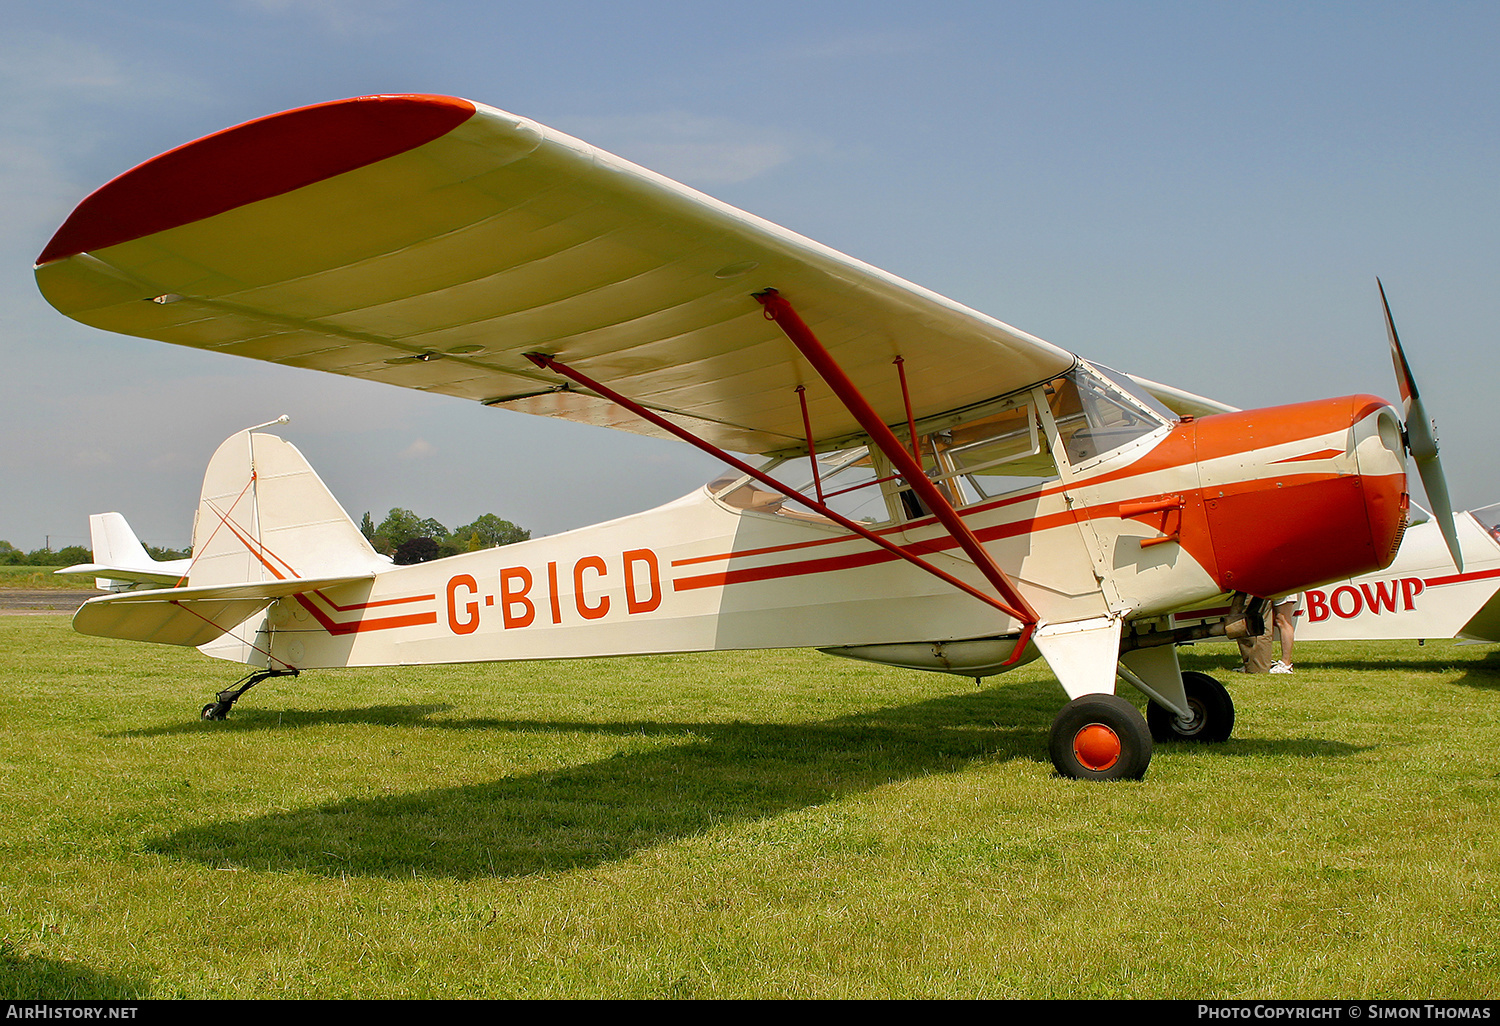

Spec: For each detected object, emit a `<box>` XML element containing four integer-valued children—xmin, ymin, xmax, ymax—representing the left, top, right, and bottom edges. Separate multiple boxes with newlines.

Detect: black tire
<box><xmin>1048</xmin><ymin>694</ymin><xmax>1153</xmax><ymax>781</ymax></box>
<box><xmin>200</xmin><ymin>702</ymin><xmax>229</xmax><ymax>721</ymax></box>
<box><xmin>1146</xmin><ymin>671</ymin><xmax>1234</xmax><ymax>743</ymax></box>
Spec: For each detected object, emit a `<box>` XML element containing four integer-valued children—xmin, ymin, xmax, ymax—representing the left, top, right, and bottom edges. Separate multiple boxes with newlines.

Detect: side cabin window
<box><xmin>710</xmin><ymin>363</ymin><xmax>1175</xmax><ymax>527</ymax></box>
<box><xmin>893</xmin><ymin>396</ymin><xmax>1060</xmax><ymax>519</ymax></box>
<box><xmin>710</xmin><ymin>448</ymin><xmax>889</xmax><ymax>526</ymax></box>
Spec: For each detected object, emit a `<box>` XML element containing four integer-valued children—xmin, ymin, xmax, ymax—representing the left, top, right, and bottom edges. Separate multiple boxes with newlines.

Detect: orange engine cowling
<box><xmin>1190</xmin><ymin>395</ymin><xmax>1408</xmax><ymax>598</ymax></box>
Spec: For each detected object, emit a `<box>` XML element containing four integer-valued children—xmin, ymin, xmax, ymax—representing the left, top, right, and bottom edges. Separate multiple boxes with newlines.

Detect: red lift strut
<box><xmin>754</xmin><ymin>289</ymin><xmax>1038</xmax><ymax>625</ymax></box>
<box><xmin>524</xmin><ymin>289</ymin><xmax>1040</xmax><ymax>639</ymax></box>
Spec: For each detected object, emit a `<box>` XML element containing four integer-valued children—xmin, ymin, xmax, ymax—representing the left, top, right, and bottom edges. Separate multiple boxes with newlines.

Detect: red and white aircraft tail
<box><xmin>71</xmin><ymin>420</ymin><xmax>382</xmax><ymax>652</ymax></box>
<box><xmin>186</xmin><ymin>418</ymin><xmax>388</xmax><ymax>589</ymax></box>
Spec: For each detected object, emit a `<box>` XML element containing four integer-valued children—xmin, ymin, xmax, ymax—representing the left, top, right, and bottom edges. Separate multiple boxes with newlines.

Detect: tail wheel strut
<box><xmin>200</xmin><ymin>668</ymin><xmax>298</xmax><ymax>720</ymax></box>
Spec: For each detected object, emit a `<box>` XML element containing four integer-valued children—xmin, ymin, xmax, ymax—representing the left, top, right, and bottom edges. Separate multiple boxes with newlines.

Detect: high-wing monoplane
<box><xmin>36</xmin><ymin>94</ymin><xmax>1461</xmax><ymax>780</ymax></box>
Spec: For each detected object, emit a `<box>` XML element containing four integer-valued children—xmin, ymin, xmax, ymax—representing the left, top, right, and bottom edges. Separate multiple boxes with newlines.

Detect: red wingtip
<box><xmin>37</xmin><ymin>94</ymin><xmax>477</xmax><ymax>266</ymax></box>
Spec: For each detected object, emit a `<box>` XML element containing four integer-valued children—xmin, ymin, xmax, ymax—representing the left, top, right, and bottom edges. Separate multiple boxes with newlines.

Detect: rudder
<box><xmin>190</xmin><ymin>426</ymin><xmax>387</xmax><ymax>588</ymax></box>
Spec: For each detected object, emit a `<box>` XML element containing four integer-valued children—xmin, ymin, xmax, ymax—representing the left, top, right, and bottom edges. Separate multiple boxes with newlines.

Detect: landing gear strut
<box><xmin>199</xmin><ymin>668</ymin><xmax>298</xmax><ymax>720</ymax></box>
<box><xmin>1048</xmin><ymin>694</ymin><xmax>1153</xmax><ymax>781</ymax></box>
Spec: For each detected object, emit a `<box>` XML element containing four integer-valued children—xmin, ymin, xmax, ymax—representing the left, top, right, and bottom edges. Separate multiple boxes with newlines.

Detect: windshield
<box><xmin>1472</xmin><ymin>503</ymin><xmax>1500</xmax><ymax>541</ymax></box>
<box><xmin>1046</xmin><ymin>364</ymin><xmax>1173</xmax><ymax>466</ymax></box>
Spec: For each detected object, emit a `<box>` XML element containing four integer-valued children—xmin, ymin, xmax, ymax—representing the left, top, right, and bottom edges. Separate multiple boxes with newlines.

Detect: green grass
<box><xmin>1</xmin><ymin>616</ymin><xmax>1497</xmax><ymax>998</ymax></box>
<box><xmin>0</xmin><ymin>566</ymin><xmax>98</xmax><ymax>590</ymax></box>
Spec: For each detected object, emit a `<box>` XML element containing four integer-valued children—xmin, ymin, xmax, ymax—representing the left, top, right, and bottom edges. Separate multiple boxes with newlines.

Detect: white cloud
<box><xmin>564</xmin><ymin>112</ymin><xmax>795</xmax><ymax>186</ymax></box>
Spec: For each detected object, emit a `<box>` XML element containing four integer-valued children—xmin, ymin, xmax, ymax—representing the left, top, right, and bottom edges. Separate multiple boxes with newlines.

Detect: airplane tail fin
<box><xmin>189</xmin><ymin>423</ymin><xmax>388</xmax><ymax>587</ymax></box>
<box><xmin>57</xmin><ymin>512</ymin><xmax>191</xmax><ymax>591</ymax></box>
<box><xmin>72</xmin><ymin>422</ymin><xmax>387</xmax><ymax>656</ymax></box>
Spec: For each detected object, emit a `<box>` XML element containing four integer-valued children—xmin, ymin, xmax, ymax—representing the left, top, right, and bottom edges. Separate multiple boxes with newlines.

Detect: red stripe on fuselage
<box><xmin>215</xmin><ymin>513</ymin><xmax>435</xmax><ymax>632</ymax></box>
<box><xmin>293</xmin><ymin>593</ymin><xmax>437</xmax><ymax>635</ymax></box>
<box><xmin>1424</xmin><ymin>566</ymin><xmax>1500</xmax><ymax>589</ymax></box>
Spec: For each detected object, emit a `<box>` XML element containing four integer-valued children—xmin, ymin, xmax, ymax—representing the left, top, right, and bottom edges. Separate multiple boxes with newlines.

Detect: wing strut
<box><xmin>754</xmin><ymin>289</ymin><xmax>1039</xmax><ymax>626</ymax></box>
<box><xmin>523</xmin><ymin>351</ymin><xmax>1035</xmax><ymax>627</ymax></box>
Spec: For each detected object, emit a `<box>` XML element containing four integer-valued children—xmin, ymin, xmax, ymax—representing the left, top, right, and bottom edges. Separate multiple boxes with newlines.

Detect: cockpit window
<box><xmin>1045</xmin><ymin>364</ymin><xmax>1172</xmax><ymax>466</ymax></box>
<box><xmin>926</xmin><ymin>404</ymin><xmax>1056</xmax><ymax>501</ymax></box>
<box><xmin>709</xmin><ymin>362</ymin><xmax>1174</xmax><ymax>527</ymax></box>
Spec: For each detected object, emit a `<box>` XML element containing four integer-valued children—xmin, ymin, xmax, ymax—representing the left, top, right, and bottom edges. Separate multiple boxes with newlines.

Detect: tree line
<box><xmin>2</xmin><ymin>508</ymin><xmax>528</xmax><ymax>568</ymax></box>
<box><xmin>361</xmin><ymin>509</ymin><xmax>530</xmax><ymax>564</ymax></box>
<box><xmin>0</xmin><ymin>541</ymin><xmax>188</xmax><ymax>566</ymax></box>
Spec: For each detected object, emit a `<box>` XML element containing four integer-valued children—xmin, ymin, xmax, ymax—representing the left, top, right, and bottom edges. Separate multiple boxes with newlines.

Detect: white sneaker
<box><xmin>1269</xmin><ymin>661</ymin><xmax>1293</xmax><ymax>674</ymax></box>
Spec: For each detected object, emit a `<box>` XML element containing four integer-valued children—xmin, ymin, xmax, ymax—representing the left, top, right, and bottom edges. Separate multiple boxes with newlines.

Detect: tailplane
<box><xmin>57</xmin><ymin>512</ymin><xmax>191</xmax><ymax>591</ymax></box>
<box><xmin>72</xmin><ymin>420</ymin><xmax>386</xmax><ymax>650</ymax></box>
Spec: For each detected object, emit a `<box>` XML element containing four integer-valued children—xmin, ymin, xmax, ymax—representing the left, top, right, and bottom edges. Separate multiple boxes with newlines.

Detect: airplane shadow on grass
<box><xmin>142</xmin><ymin>678</ymin><xmax>1364</xmax><ymax>881</ymax></box>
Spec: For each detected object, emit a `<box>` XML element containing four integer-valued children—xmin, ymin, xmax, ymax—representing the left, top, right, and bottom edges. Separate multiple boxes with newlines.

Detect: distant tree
<box><xmin>20</xmin><ymin>546</ymin><xmax>91</xmax><ymax>566</ymax></box>
<box><xmin>360</xmin><ymin>511</ymin><xmax>376</xmax><ymax>540</ymax></box>
<box><xmin>0</xmin><ymin>541</ymin><xmax>23</xmax><ymax>566</ymax></box>
<box><xmin>393</xmin><ymin>537</ymin><xmax>441</xmax><ymax>565</ymax></box>
<box><xmin>373</xmin><ymin>508</ymin><xmax>447</xmax><ymax>555</ymax></box>
<box><xmin>147</xmin><ymin>545</ymin><xmax>190</xmax><ymax>561</ymax></box>
<box><xmin>450</xmin><ymin>514</ymin><xmax>529</xmax><ymax>548</ymax></box>
<box><xmin>54</xmin><ymin>545</ymin><xmax>92</xmax><ymax>567</ymax></box>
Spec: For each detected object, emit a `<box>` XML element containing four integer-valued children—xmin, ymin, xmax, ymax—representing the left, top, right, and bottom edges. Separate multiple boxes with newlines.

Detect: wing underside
<box><xmin>36</xmin><ymin>94</ymin><xmax>1076</xmax><ymax>454</ymax></box>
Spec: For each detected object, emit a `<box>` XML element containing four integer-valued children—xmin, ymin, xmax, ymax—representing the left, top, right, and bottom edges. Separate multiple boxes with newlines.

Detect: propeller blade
<box><xmin>1379</xmin><ymin>279</ymin><xmax>1463</xmax><ymax>571</ymax></box>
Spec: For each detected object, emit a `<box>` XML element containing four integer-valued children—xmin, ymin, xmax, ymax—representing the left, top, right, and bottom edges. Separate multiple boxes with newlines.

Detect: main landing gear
<box><xmin>199</xmin><ymin>668</ymin><xmax>298</xmax><ymax>720</ymax></box>
<box><xmin>1048</xmin><ymin>694</ymin><xmax>1154</xmax><ymax>781</ymax></box>
<box><xmin>1046</xmin><ymin>672</ymin><xmax>1235</xmax><ymax>780</ymax></box>
<box><xmin>1145</xmin><ymin>671</ymin><xmax>1235</xmax><ymax>743</ymax></box>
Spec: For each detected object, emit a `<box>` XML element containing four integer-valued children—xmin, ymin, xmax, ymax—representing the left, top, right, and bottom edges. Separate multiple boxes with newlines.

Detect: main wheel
<box><xmin>1146</xmin><ymin>671</ymin><xmax>1234</xmax><ymax>743</ymax></box>
<box><xmin>1048</xmin><ymin>694</ymin><xmax>1152</xmax><ymax>781</ymax></box>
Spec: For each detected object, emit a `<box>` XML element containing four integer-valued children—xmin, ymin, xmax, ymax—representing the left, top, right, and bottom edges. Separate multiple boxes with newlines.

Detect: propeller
<box><xmin>1379</xmin><ymin>278</ymin><xmax>1463</xmax><ymax>572</ymax></box>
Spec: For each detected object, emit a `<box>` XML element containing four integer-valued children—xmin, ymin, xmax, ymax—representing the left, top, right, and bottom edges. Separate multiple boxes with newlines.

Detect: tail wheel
<box><xmin>1146</xmin><ymin>671</ymin><xmax>1234</xmax><ymax>743</ymax></box>
<box><xmin>1048</xmin><ymin>694</ymin><xmax>1152</xmax><ymax>781</ymax></box>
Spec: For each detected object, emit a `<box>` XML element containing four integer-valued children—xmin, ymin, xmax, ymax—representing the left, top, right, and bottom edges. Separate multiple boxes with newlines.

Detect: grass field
<box><xmin>0</xmin><ymin>566</ymin><xmax>98</xmax><ymax>590</ymax></box>
<box><xmin>1</xmin><ymin>614</ymin><xmax>1497</xmax><ymax>999</ymax></box>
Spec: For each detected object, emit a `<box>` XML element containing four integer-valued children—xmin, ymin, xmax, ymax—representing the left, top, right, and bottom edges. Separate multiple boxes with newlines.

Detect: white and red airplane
<box><xmin>1295</xmin><ymin>504</ymin><xmax>1500</xmax><ymax>645</ymax></box>
<box><xmin>35</xmin><ymin>94</ymin><xmax>1461</xmax><ymax>780</ymax></box>
<box><xmin>1168</xmin><ymin>503</ymin><xmax>1500</xmax><ymax>656</ymax></box>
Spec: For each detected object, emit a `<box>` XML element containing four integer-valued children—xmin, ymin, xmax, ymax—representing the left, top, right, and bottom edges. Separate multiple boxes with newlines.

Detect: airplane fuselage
<box><xmin>199</xmin><ymin>388</ymin><xmax>1408</xmax><ymax>677</ymax></box>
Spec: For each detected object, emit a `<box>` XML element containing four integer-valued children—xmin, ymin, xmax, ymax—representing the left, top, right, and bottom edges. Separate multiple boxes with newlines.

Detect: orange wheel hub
<box><xmin>1073</xmin><ymin>723</ymin><xmax>1121</xmax><ymax>772</ymax></box>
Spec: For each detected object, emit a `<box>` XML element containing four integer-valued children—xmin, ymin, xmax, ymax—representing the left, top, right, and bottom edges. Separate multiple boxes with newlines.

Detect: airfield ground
<box><xmin>2</xmin><ymin>613</ymin><xmax>1497</xmax><ymax>999</ymax></box>
<box><xmin>0</xmin><ymin>590</ymin><xmax>99</xmax><ymax>612</ymax></box>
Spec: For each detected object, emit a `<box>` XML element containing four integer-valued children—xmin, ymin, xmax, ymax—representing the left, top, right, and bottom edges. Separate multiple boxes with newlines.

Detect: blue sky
<box><xmin>3</xmin><ymin>1</ymin><xmax>1496</xmax><ymax>551</ymax></box>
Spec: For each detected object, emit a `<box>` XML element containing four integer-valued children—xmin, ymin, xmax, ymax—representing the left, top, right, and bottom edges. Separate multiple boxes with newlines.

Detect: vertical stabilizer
<box><xmin>189</xmin><ymin>428</ymin><xmax>387</xmax><ymax>588</ymax></box>
<box><xmin>56</xmin><ymin>512</ymin><xmax>193</xmax><ymax>591</ymax></box>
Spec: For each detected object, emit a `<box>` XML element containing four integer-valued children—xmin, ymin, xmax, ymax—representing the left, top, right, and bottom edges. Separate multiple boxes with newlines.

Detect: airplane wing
<box><xmin>35</xmin><ymin>94</ymin><xmax>1078</xmax><ymax>455</ymax></box>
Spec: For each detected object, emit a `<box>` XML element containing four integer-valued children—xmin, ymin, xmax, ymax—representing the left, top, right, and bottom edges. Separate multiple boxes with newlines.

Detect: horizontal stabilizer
<box><xmin>73</xmin><ymin>574</ymin><xmax>374</xmax><ymax>647</ymax></box>
<box><xmin>57</xmin><ymin>512</ymin><xmax>191</xmax><ymax>591</ymax></box>
<box><xmin>59</xmin><ymin>561</ymin><xmax>189</xmax><ymax>589</ymax></box>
